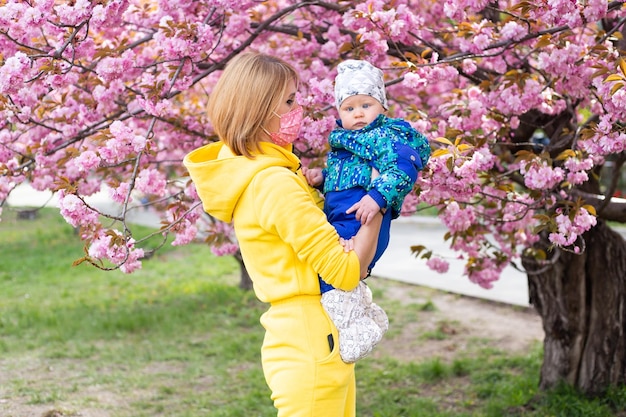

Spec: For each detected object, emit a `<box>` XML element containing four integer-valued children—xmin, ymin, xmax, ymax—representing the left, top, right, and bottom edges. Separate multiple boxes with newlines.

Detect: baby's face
<box><xmin>337</xmin><ymin>94</ymin><xmax>385</xmax><ymax>130</ymax></box>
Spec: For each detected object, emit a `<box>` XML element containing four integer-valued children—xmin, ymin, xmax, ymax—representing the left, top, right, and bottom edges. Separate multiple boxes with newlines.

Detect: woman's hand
<box><xmin>302</xmin><ymin>166</ymin><xmax>324</xmax><ymax>188</ymax></box>
<box><xmin>339</xmin><ymin>237</ymin><xmax>355</xmax><ymax>252</ymax></box>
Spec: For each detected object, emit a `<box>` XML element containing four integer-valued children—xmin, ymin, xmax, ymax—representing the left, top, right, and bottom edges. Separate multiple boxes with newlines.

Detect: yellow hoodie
<box><xmin>183</xmin><ymin>141</ymin><xmax>361</xmax><ymax>303</ymax></box>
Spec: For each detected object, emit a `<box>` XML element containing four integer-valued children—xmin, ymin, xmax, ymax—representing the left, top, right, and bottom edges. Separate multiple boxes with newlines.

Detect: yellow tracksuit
<box><xmin>184</xmin><ymin>141</ymin><xmax>361</xmax><ymax>416</ymax></box>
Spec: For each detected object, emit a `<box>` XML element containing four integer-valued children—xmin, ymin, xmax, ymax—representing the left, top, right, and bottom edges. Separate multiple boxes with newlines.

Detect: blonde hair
<box><xmin>207</xmin><ymin>52</ymin><xmax>299</xmax><ymax>158</ymax></box>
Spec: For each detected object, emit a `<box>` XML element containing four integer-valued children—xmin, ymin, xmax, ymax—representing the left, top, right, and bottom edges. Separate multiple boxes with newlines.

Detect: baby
<box><xmin>305</xmin><ymin>59</ymin><xmax>431</xmax><ymax>362</ymax></box>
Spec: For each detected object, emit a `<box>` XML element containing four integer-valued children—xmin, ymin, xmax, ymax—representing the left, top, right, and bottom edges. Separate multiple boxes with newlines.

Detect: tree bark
<box><xmin>234</xmin><ymin>251</ymin><xmax>253</xmax><ymax>290</ymax></box>
<box><xmin>522</xmin><ymin>220</ymin><xmax>626</xmax><ymax>395</ymax></box>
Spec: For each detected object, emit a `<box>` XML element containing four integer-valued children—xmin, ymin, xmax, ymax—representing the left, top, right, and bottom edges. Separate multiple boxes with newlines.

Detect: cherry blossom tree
<box><xmin>1</xmin><ymin>0</ymin><xmax>626</xmax><ymax>396</ymax></box>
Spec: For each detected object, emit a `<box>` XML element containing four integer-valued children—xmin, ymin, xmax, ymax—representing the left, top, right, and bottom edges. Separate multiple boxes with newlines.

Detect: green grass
<box><xmin>1</xmin><ymin>207</ymin><xmax>625</xmax><ymax>417</ymax></box>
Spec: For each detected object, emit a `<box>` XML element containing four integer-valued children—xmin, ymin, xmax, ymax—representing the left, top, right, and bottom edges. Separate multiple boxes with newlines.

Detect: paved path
<box><xmin>373</xmin><ymin>217</ymin><xmax>530</xmax><ymax>306</ymax></box>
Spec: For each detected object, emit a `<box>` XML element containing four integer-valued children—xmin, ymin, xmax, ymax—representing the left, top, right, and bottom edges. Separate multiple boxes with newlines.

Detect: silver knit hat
<box><xmin>334</xmin><ymin>59</ymin><xmax>388</xmax><ymax>110</ymax></box>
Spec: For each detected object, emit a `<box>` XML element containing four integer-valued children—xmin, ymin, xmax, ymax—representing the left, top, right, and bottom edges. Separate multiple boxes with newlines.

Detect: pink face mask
<box><xmin>268</xmin><ymin>105</ymin><xmax>303</xmax><ymax>146</ymax></box>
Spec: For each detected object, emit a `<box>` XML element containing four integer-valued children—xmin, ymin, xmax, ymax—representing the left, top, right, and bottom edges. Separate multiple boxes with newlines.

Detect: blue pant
<box><xmin>319</xmin><ymin>187</ymin><xmax>392</xmax><ymax>293</ymax></box>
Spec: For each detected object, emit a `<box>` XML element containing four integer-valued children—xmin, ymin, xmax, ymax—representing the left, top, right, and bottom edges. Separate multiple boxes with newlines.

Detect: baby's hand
<box><xmin>346</xmin><ymin>194</ymin><xmax>381</xmax><ymax>225</ymax></box>
<box><xmin>302</xmin><ymin>167</ymin><xmax>324</xmax><ymax>187</ymax></box>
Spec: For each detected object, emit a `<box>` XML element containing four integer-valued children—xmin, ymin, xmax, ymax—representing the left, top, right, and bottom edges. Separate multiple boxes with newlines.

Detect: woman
<box><xmin>183</xmin><ymin>52</ymin><xmax>381</xmax><ymax>416</ymax></box>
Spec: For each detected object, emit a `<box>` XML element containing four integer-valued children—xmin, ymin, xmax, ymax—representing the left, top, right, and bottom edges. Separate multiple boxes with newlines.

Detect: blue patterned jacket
<box><xmin>322</xmin><ymin>114</ymin><xmax>430</xmax><ymax>217</ymax></box>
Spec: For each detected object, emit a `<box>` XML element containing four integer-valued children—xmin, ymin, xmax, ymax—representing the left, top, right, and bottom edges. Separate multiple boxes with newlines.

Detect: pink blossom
<box><xmin>472</xmin><ymin>33</ymin><xmax>491</xmax><ymax>52</ymax></box>
<box><xmin>211</xmin><ymin>220</ymin><xmax>236</xmax><ymax>237</ymax></box>
<box><xmin>135</xmin><ymin>168</ymin><xmax>167</xmax><ymax>197</ymax></box>
<box><xmin>22</xmin><ymin>5</ymin><xmax>47</xmax><ymax>26</ymax></box>
<box><xmin>305</xmin><ymin>78</ymin><xmax>334</xmax><ymax>107</ymax></box>
<box><xmin>0</xmin><ymin>52</ymin><xmax>30</xmax><ymax>94</ymax></box>
<box><xmin>137</xmin><ymin>97</ymin><xmax>170</xmax><ymax>117</ymax></box>
<box><xmin>441</xmin><ymin>201</ymin><xmax>476</xmax><ymax>233</ymax></box>
<box><xmin>30</xmin><ymin>173</ymin><xmax>55</xmax><ymax>191</ymax></box>
<box><xmin>400</xmin><ymin>192</ymin><xmax>419</xmax><ymax>215</ymax></box>
<box><xmin>211</xmin><ymin>242</ymin><xmax>239</xmax><ymax>257</ymax></box>
<box><xmin>58</xmin><ymin>192</ymin><xmax>99</xmax><ymax>228</ymax></box>
<box><xmin>403</xmin><ymin>72</ymin><xmax>428</xmax><ymax>89</ymax></box>
<box><xmin>73</xmin><ymin>150</ymin><xmax>100</xmax><ymax>172</ymax></box>
<box><xmin>172</xmin><ymin>220</ymin><xmax>198</xmax><ymax>246</ymax></box>
<box><xmin>88</xmin><ymin>232</ymin><xmax>145</xmax><ymax>273</ymax></box>
<box><xmin>325</xmin><ymin>24</ymin><xmax>344</xmax><ymax>43</ymax></box>
<box><xmin>96</xmin><ymin>50</ymin><xmax>136</xmax><ymax>83</ymax></box>
<box><xmin>109</xmin><ymin>182</ymin><xmax>131</xmax><ymax>204</ymax></box>
<box><xmin>119</xmin><ymin>246</ymin><xmax>144</xmax><ymax>274</ymax></box>
<box><xmin>443</xmin><ymin>0</ymin><xmax>465</xmax><ymax>21</ymax></box>
<box><xmin>564</xmin><ymin>156</ymin><xmax>592</xmax><ymax>173</ymax></box>
<box><xmin>0</xmin><ymin>176</ymin><xmax>13</xmax><ymax>202</ymax></box>
<box><xmin>426</xmin><ymin>257</ymin><xmax>450</xmax><ymax>273</ymax></box>
<box><xmin>44</xmin><ymin>71</ymin><xmax>79</xmax><ymax>89</ymax></box>
<box><xmin>319</xmin><ymin>41</ymin><xmax>339</xmax><ymax>59</ymax></box>
<box><xmin>549</xmin><ymin>207</ymin><xmax>597</xmax><ymax>247</ymax></box>
<box><xmin>566</xmin><ymin>170</ymin><xmax>589</xmax><ymax>186</ymax></box>
<box><xmin>100</xmin><ymin>121</ymin><xmax>147</xmax><ymax>164</ymax></box>
<box><xmin>360</xmin><ymin>31</ymin><xmax>389</xmax><ymax>55</ymax></box>
<box><xmin>54</xmin><ymin>0</ymin><xmax>92</xmax><ymax>26</ymax></box>
<box><xmin>225</xmin><ymin>11</ymin><xmax>251</xmax><ymax>36</ymax></box>
<box><xmin>583</xmin><ymin>0</ymin><xmax>608</xmax><ymax>22</ymax></box>
<box><xmin>461</xmin><ymin>59</ymin><xmax>477</xmax><ymax>75</ymax></box>
<box><xmin>300</xmin><ymin>115</ymin><xmax>335</xmax><ymax>153</ymax></box>
<box><xmin>93</xmin><ymin>80</ymin><xmax>125</xmax><ymax>115</ymax></box>
<box><xmin>0</xmin><ymin>2</ymin><xmax>24</xmax><ymax>29</ymax></box>
<box><xmin>494</xmin><ymin>85</ymin><xmax>524</xmax><ymax>114</ymax></box>
<box><xmin>500</xmin><ymin>21</ymin><xmax>528</xmax><ymax>41</ymax></box>
<box><xmin>78</xmin><ymin>179</ymin><xmax>101</xmax><ymax>197</ymax></box>
<box><xmin>87</xmin><ymin>233</ymin><xmax>111</xmax><ymax>260</ymax></box>
<box><xmin>521</xmin><ymin>161</ymin><xmax>565</xmax><ymax>190</ymax></box>
<box><xmin>0</xmin><ymin>131</ymin><xmax>15</xmax><ymax>162</ymax></box>
<box><xmin>90</xmin><ymin>0</ymin><xmax>128</xmax><ymax>29</ymax></box>
<box><xmin>184</xmin><ymin>183</ymin><xmax>199</xmax><ymax>201</ymax></box>
<box><xmin>467</xmin><ymin>264</ymin><xmax>500</xmax><ymax>289</ymax></box>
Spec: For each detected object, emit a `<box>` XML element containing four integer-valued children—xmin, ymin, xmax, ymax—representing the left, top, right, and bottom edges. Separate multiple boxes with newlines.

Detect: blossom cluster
<box><xmin>549</xmin><ymin>207</ymin><xmax>598</xmax><ymax>250</ymax></box>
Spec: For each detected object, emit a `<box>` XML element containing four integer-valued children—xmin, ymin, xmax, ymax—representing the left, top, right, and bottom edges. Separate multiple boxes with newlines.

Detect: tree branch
<box><xmin>572</xmin><ymin>190</ymin><xmax>626</xmax><ymax>222</ymax></box>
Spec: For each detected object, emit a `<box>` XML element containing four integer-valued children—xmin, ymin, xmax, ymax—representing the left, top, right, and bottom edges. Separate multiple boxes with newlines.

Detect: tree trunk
<box><xmin>522</xmin><ymin>220</ymin><xmax>626</xmax><ymax>395</ymax></box>
<box><xmin>234</xmin><ymin>251</ymin><xmax>253</xmax><ymax>290</ymax></box>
